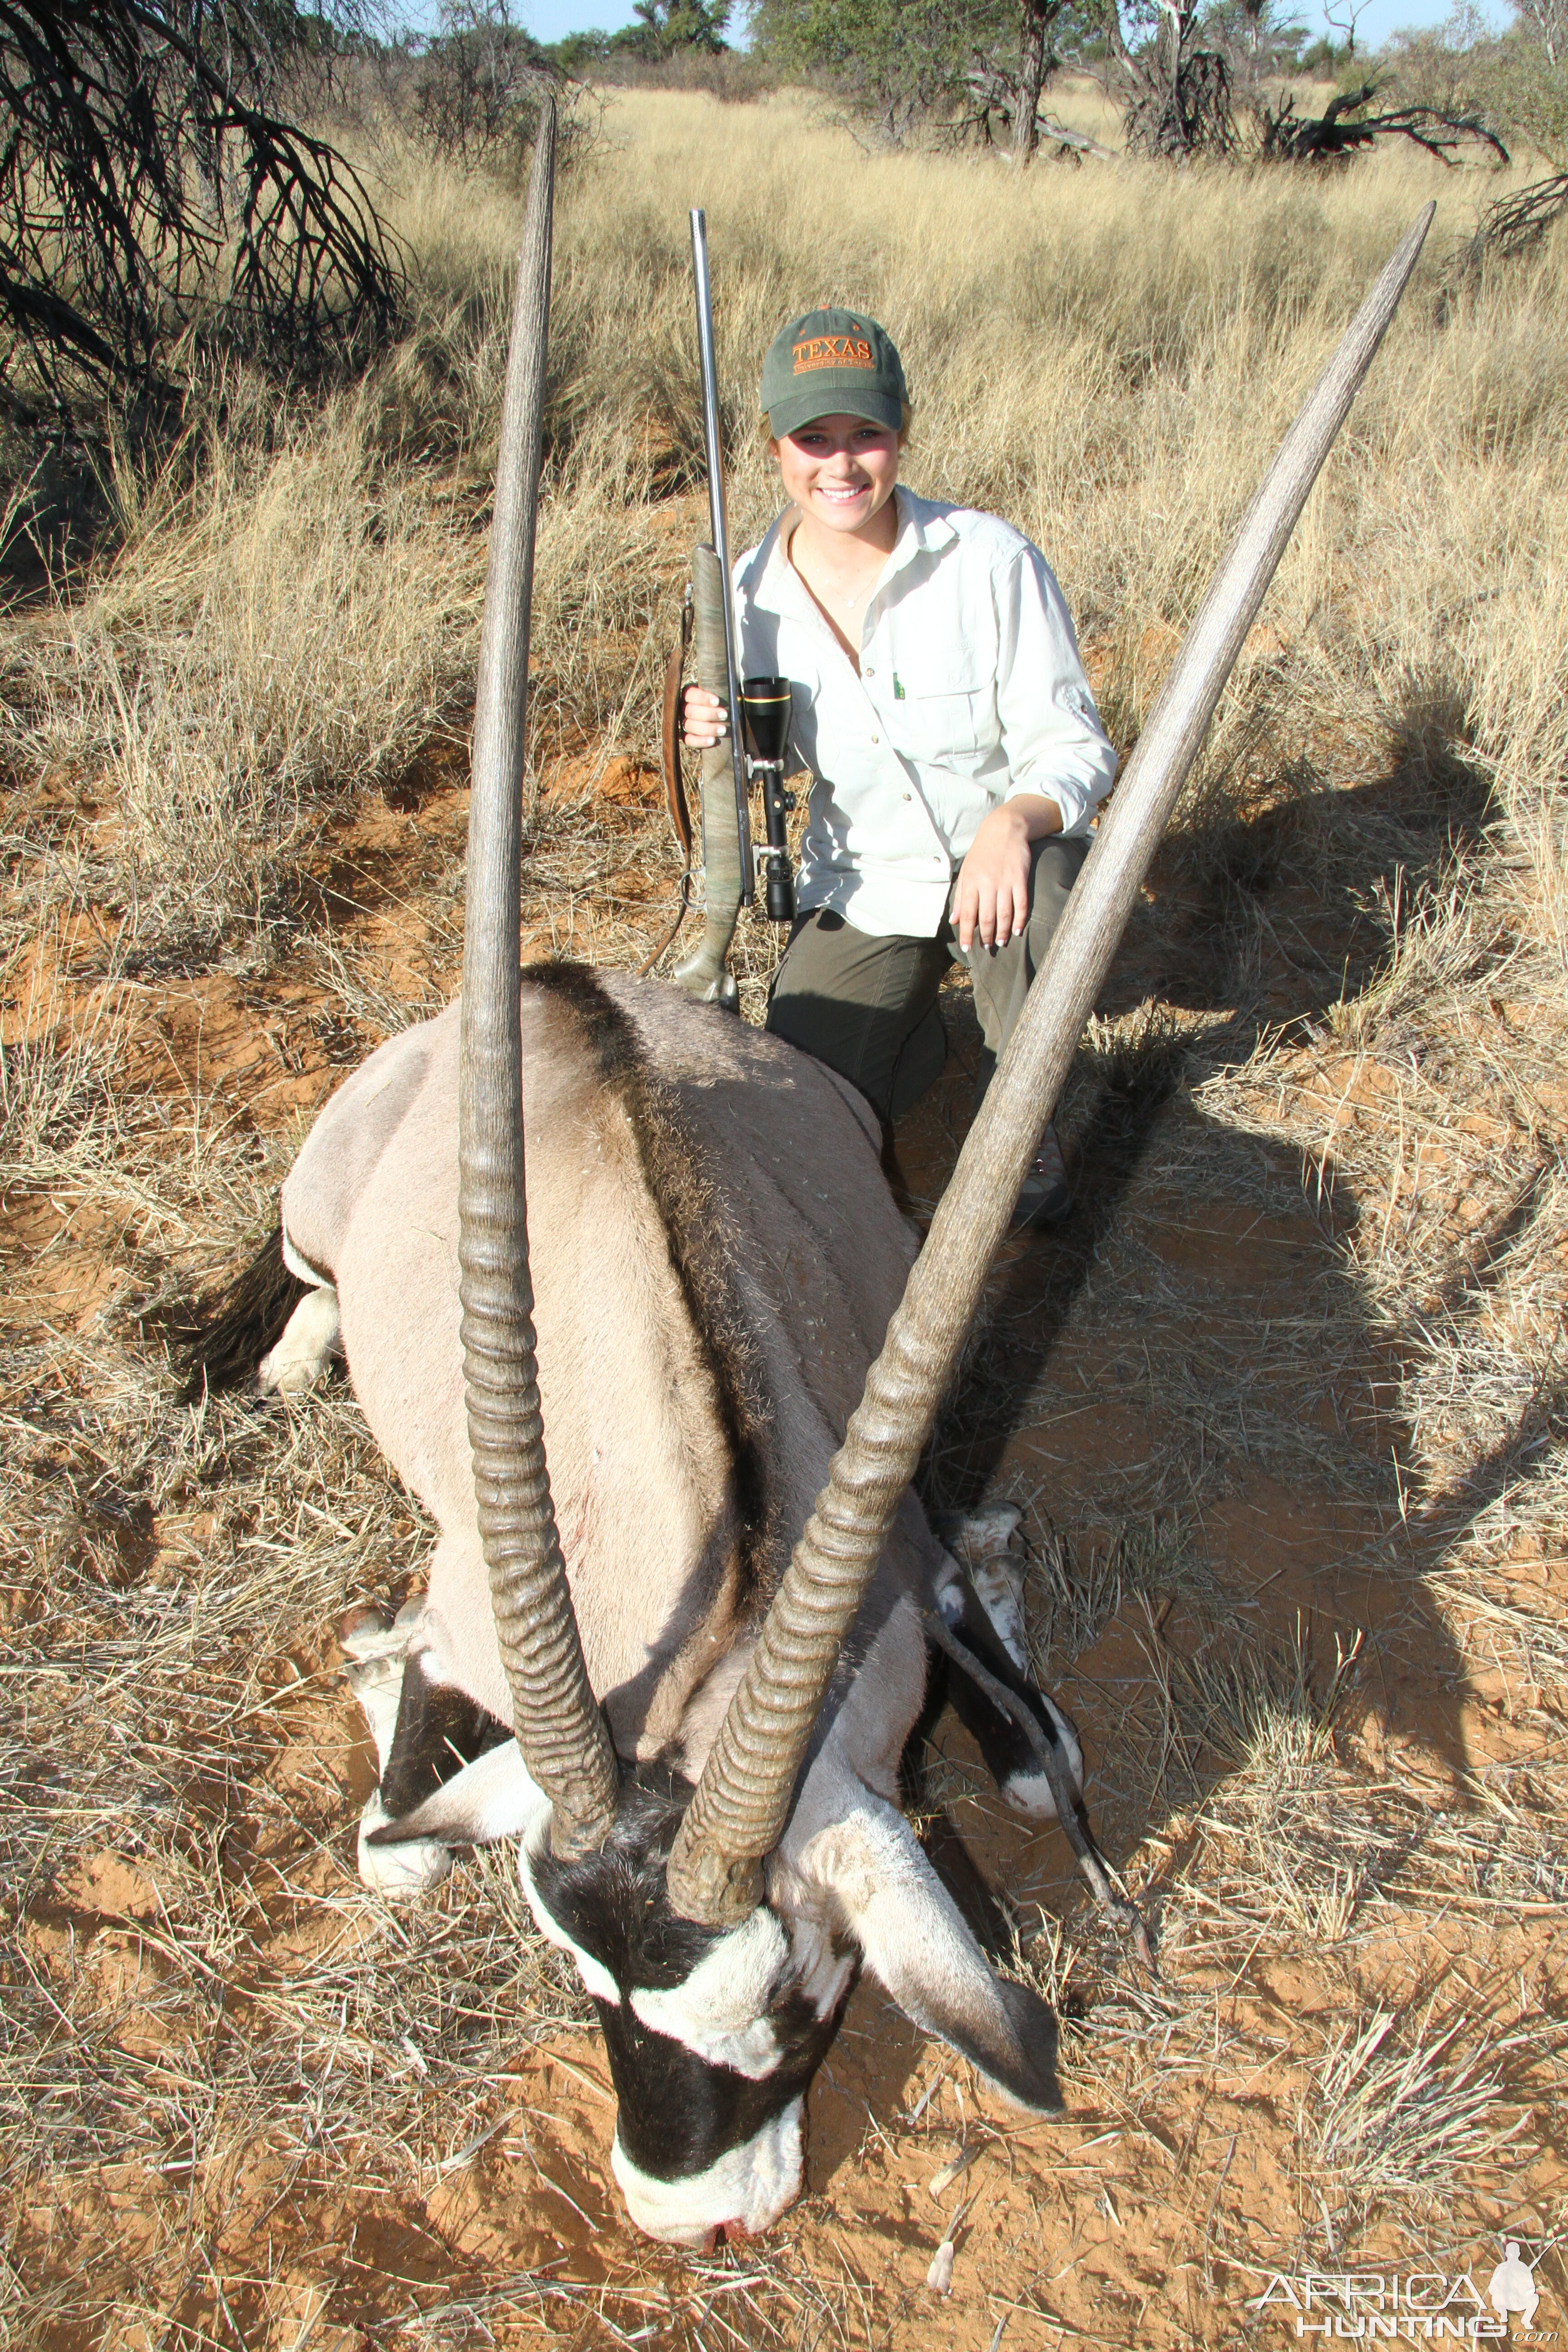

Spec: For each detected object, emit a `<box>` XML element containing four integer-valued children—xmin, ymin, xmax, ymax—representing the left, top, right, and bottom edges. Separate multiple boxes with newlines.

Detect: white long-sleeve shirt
<box><xmin>732</xmin><ymin>486</ymin><xmax>1117</xmax><ymax>939</ymax></box>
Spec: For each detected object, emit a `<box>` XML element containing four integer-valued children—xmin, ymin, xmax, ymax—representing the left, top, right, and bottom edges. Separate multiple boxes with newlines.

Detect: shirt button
<box><xmin>902</xmin><ymin>792</ymin><xmax>911</xmax><ymax>802</ymax></box>
<box><xmin>871</xmin><ymin>734</ymin><xmax>880</xmax><ymax>745</ymax></box>
<box><xmin>863</xmin><ymin>665</ymin><xmax>875</xmax><ymax>677</ymax></box>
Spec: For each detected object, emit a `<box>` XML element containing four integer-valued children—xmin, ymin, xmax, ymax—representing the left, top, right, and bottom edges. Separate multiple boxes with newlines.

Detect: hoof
<box><xmin>344</xmin><ymin>1648</ymin><xmax>407</xmax><ymax>1773</ymax></box>
<box><xmin>931</xmin><ymin>1505</ymin><xmax>1029</xmax><ymax>1670</ymax></box>
<box><xmin>970</xmin><ymin>1556</ymin><xmax>1027</xmax><ymax>1672</ymax></box>
<box><xmin>256</xmin><ymin>1344</ymin><xmax>321</xmax><ymax>1397</ymax></box>
<box><xmin>258</xmin><ymin>1284</ymin><xmax>341</xmax><ymax>1395</ymax></box>
<box><xmin>933</xmin><ymin>1502</ymin><xmax>1023</xmax><ymax>1562</ymax></box>
<box><xmin>358</xmin><ymin>1795</ymin><xmax>451</xmax><ymax>1897</ymax></box>
<box><xmin>338</xmin><ymin>1602</ymin><xmax>397</xmax><ymax>1659</ymax></box>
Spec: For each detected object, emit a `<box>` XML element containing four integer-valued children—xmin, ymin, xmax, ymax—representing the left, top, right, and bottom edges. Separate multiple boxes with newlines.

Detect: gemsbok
<box><xmin>230</xmin><ymin>105</ymin><xmax>1431</xmax><ymax>2245</ymax></box>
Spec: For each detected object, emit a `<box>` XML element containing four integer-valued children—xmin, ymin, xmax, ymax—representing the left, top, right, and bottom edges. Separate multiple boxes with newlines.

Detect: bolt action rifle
<box><xmin>651</xmin><ymin>210</ymin><xmax>795</xmax><ymax>999</ymax></box>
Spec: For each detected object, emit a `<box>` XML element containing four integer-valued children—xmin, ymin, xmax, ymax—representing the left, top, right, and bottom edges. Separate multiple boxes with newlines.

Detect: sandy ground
<box><xmin>3</xmin><ymin>729</ymin><xmax>1565</xmax><ymax>2350</ymax></box>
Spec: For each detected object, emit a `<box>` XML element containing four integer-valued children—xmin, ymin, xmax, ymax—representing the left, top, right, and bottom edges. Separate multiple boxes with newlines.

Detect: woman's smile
<box><xmin>776</xmin><ymin>415</ymin><xmax>901</xmax><ymax>544</ymax></box>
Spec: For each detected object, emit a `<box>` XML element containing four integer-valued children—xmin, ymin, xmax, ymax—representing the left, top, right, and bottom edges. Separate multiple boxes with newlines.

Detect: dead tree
<box><xmin>1257</xmin><ymin>82</ymin><xmax>1510</xmax><ymax>164</ymax></box>
<box><xmin>411</xmin><ymin>0</ymin><xmax>574</xmax><ymax>171</ymax></box>
<box><xmin>1107</xmin><ymin>0</ymin><xmax>1237</xmax><ymax>159</ymax></box>
<box><xmin>1459</xmin><ymin>169</ymin><xmax>1568</xmax><ymax>267</ymax></box>
<box><xmin>959</xmin><ymin>59</ymin><xmax>1118</xmax><ymax>154</ymax></box>
<box><xmin>1011</xmin><ymin>0</ymin><xmax>1067</xmax><ymax>160</ymax></box>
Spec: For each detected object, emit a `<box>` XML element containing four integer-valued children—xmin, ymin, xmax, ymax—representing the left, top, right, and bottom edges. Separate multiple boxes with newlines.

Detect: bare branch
<box><xmin>0</xmin><ymin>0</ymin><xmax>403</xmax><ymax>411</ymax></box>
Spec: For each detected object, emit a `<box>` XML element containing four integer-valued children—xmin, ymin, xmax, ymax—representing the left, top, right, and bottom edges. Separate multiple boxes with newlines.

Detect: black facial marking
<box><xmin>934</xmin><ymin>1578</ymin><xmax>1081</xmax><ymax>1798</ymax></box>
<box><xmin>376</xmin><ymin>1650</ymin><xmax>510</xmax><ymax>1824</ymax></box>
<box><xmin>599</xmin><ymin>1981</ymin><xmax>847</xmax><ymax>2182</ymax></box>
<box><xmin>531</xmin><ymin>1771</ymin><xmax>857</xmax><ymax>2185</ymax></box>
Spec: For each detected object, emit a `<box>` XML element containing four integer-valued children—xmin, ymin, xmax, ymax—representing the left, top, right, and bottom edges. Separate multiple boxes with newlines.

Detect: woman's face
<box><xmin>774</xmin><ymin>413</ymin><xmax>900</xmax><ymax>540</ymax></box>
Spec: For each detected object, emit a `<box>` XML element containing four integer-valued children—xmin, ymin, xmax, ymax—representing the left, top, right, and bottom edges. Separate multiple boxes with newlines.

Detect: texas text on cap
<box><xmin>760</xmin><ymin>307</ymin><xmax>907</xmax><ymax>440</ymax></box>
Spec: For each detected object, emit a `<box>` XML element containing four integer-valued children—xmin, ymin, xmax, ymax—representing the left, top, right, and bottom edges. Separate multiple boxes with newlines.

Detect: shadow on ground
<box><xmin>885</xmin><ymin>731</ymin><xmax>1513</xmax><ymax>1924</ymax></box>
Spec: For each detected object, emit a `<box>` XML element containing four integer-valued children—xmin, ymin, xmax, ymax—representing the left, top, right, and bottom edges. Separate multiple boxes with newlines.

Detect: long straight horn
<box><xmin>459</xmin><ymin>97</ymin><xmax>620</xmax><ymax>1860</ymax></box>
<box><xmin>666</xmin><ymin>203</ymin><xmax>1436</xmax><ymax>1927</ymax></box>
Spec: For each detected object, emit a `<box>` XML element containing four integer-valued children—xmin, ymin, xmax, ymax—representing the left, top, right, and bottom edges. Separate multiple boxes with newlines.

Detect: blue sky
<box><xmin>470</xmin><ymin>0</ymin><xmax>1510</xmax><ymax>51</ymax></box>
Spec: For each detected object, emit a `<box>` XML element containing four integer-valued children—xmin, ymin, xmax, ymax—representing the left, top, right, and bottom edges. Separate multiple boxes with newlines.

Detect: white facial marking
<box><xmin>517</xmin><ymin>1836</ymin><xmax>622</xmax><ymax>2006</ymax></box>
<box><xmin>630</xmin><ymin>1906</ymin><xmax>789</xmax><ymax>2078</ymax></box>
<box><xmin>611</xmin><ymin>2097</ymin><xmax>804</xmax><ymax>2246</ymax></box>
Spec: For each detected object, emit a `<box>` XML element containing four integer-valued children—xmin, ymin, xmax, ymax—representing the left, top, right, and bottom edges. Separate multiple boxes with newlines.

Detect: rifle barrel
<box><xmin>690</xmin><ymin>208</ymin><xmax>753</xmax><ymax>907</ymax></box>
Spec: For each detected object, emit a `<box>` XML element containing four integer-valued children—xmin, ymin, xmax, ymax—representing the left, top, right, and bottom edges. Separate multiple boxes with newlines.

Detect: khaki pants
<box><xmin>765</xmin><ymin>834</ymin><xmax>1089</xmax><ymax>1126</ymax></box>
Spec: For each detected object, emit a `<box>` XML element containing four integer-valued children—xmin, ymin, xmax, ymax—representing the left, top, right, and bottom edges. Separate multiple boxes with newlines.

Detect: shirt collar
<box><xmin>875</xmin><ymin>487</ymin><xmax>957</xmax><ymax>599</ymax></box>
<box><xmin>747</xmin><ymin>486</ymin><xmax>958</xmax><ymax>619</ymax></box>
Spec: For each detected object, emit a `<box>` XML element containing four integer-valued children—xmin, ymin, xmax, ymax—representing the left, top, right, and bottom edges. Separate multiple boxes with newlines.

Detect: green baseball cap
<box><xmin>760</xmin><ymin>307</ymin><xmax>907</xmax><ymax>440</ymax></box>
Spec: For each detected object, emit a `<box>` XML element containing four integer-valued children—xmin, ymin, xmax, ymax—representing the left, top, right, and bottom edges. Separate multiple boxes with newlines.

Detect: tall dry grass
<box><xmin>5</xmin><ymin>90</ymin><xmax>1563</xmax><ymax>956</ymax></box>
<box><xmin>5</xmin><ymin>88</ymin><xmax>1563</xmax><ymax>1527</ymax></box>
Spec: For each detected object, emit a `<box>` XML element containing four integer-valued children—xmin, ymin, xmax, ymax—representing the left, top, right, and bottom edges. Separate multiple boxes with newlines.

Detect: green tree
<box><xmin>630</xmin><ymin>0</ymin><xmax>732</xmax><ymax>52</ymax></box>
<box><xmin>753</xmin><ymin>0</ymin><xmax>1030</xmax><ymax>148</ymax></box>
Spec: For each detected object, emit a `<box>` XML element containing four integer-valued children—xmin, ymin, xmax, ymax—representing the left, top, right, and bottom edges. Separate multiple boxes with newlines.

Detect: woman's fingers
<box><xmin>973</xmin><ymin>876</ymin><xmax>999</xmax><ymax>951</ymax></box>
<box><xmin>681</xmin><ymin>686</ymin><xmax>728</xmax><ymax>749</ymax></box>
<box><xmin>958</xmin><ymin>853</ymin><xmax>1029</xmax><ymax>951</ymax></box>
<box><xmin>956</xmin><ymin>804</ymin><xmax>1044</xmax><ymax>953</ymax></box>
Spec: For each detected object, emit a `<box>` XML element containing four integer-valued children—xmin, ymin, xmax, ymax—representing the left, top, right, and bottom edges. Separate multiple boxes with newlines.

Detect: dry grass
<box><xmin>1309</xmin><ymin>2005</ymin><xmax>1527</xmax><ymax>2231</ymax></box>
<box><xmin>1</xmin><ymin>82</ymin><xmax>1566</xmax><ymax>2351</ymax></box>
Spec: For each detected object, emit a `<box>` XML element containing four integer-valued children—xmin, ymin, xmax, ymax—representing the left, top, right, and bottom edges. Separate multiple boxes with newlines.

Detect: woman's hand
<box><xmin>681</xmin><ymin>685</ymin><xmax>728</xmax><ymax>750</ymax></box>
<box><xmin>954</xmin><ymin>795</ymin><xmax>1061</xmax><ymax>952</ymax></box>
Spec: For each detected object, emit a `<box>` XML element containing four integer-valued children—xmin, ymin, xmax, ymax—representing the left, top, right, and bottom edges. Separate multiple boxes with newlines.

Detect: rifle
<box><xmin>654</xmin><ymin>210</ymin><xmax>794</xmax><ymax>998</ymax></box>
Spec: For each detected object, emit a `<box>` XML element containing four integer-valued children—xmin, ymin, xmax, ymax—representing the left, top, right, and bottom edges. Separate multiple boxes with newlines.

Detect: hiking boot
<box><xmin>1010</xmin><ymin>1122</ymin><xmax>1072</xmax><ymax>1231</ymax></box>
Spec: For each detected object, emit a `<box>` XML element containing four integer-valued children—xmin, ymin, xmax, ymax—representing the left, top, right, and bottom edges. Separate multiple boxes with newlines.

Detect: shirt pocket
<box><xmin>888</xmin><ymin>658</ymin><xmax>990</xmax><ymax>765</ymax></box>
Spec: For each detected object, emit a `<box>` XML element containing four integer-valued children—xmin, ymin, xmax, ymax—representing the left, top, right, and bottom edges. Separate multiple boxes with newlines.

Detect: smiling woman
<box><xmin>681</xmin><ymin>301</ymin><xmax>1117</xmax><ymax>1226</ymax></box>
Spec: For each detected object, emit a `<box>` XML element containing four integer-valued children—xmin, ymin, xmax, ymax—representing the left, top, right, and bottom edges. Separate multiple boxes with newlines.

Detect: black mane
<box><xmin>525</xmin><ymin>962</ymin><xmax>770</xmax><ymax>1615</ymax></box>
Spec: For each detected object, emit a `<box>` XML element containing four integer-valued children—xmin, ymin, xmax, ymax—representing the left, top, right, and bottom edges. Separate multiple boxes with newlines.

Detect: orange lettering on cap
<box><xmin>792</xmin><ymin>336</ymin><xmax>874</xmax><ymax>375</ymax></box>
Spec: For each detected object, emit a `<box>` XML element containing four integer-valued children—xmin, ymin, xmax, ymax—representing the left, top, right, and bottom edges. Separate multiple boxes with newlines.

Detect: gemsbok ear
<box><xmin>808</xmin><ymin>1795</ymin><xmax>1063</xmax><ymax>2116</ymax></box>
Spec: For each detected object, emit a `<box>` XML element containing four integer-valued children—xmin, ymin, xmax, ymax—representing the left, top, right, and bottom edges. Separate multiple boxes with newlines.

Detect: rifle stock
<box><xmin>671</xmin><ymin>542</ymin><xmax>744</xmax><ymax>1007</ymax></box>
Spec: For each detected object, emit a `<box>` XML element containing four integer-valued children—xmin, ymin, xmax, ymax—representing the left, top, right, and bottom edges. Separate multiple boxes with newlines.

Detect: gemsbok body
<box><xmin>229</xmin><ymin>104</ymin><xmax>1431</xmax><ymax>2247</ymax></box>
<box><xmin>263</xmin><ymin>959</ymin><xmax>1078</xmax><ymax>2240</ymax></box>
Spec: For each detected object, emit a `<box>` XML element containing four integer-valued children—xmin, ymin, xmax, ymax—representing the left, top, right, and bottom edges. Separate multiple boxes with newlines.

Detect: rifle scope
<box><xmin>740</xmin><ymin>676</ymin><xmax>796</xmax><ymax>925</ymax></box>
